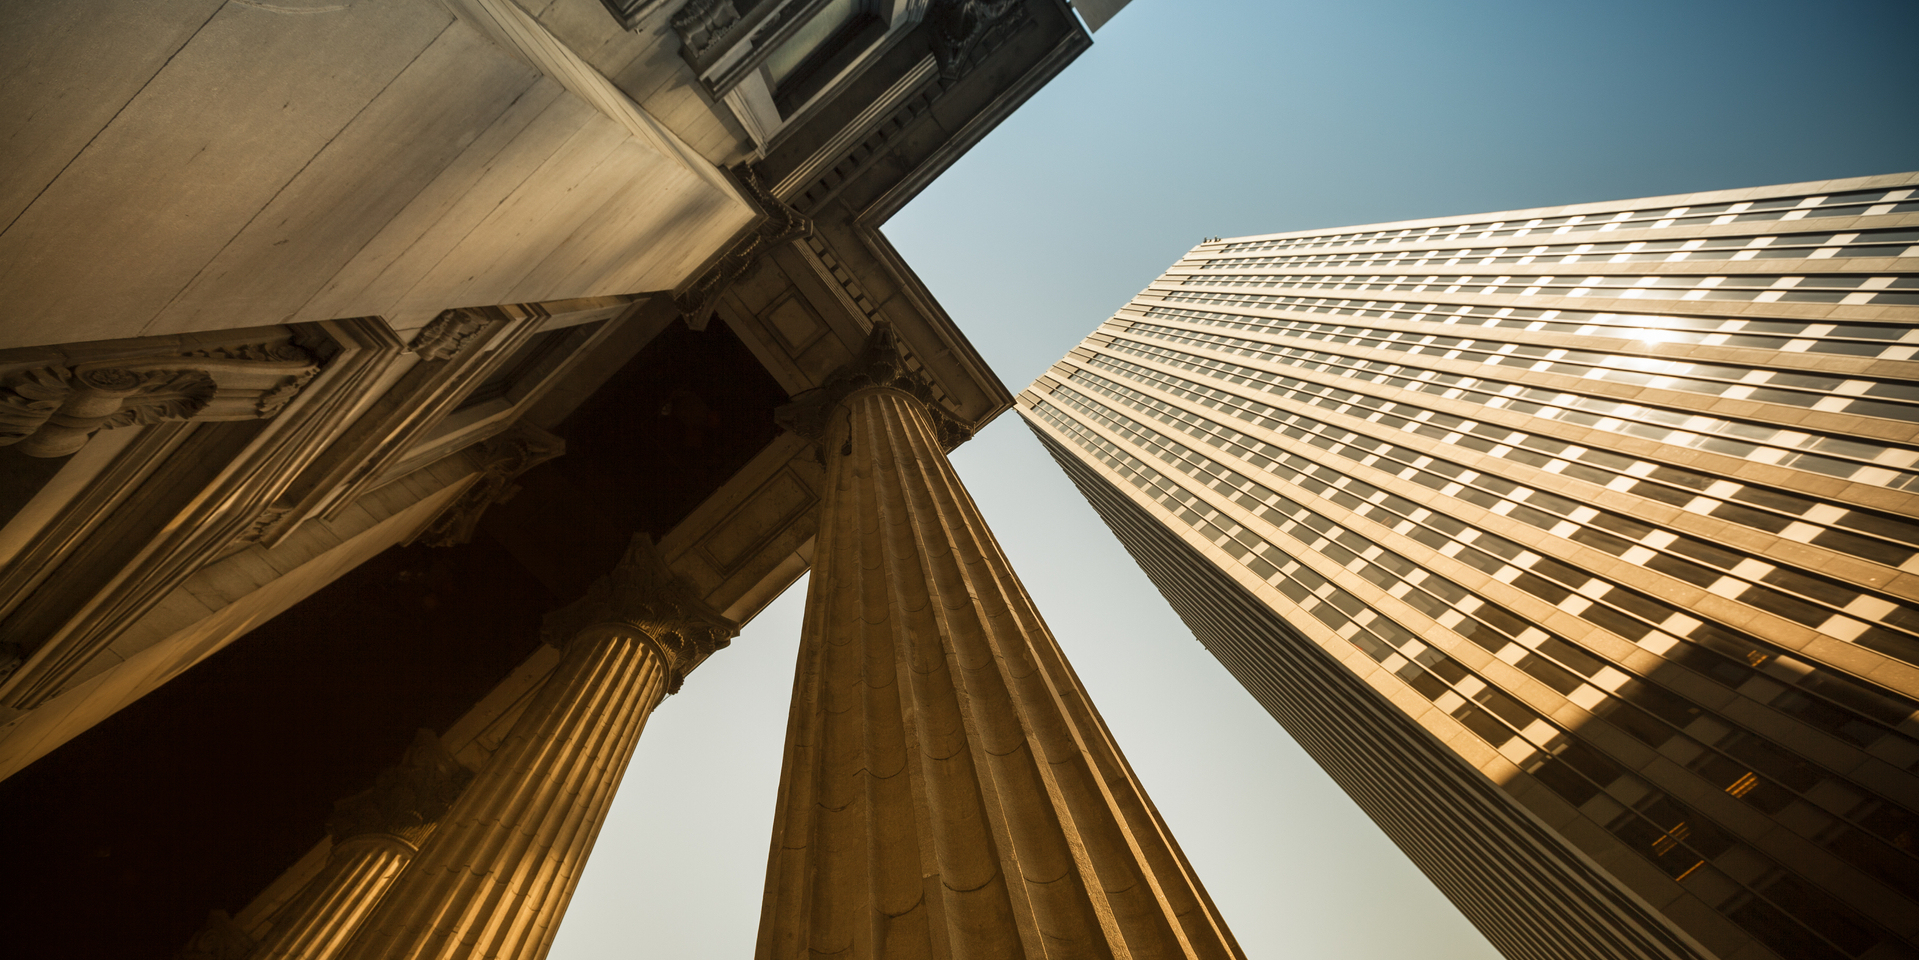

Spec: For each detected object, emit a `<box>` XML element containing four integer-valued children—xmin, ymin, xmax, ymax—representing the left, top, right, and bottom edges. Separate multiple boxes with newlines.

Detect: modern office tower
<box><xmin>1019</xmin><ymin>173</ymin><xmax>1919</xmax><ymax>960</ymax></box>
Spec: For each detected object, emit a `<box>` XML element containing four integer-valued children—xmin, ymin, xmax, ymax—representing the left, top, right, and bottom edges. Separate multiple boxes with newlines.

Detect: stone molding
<box><xmin>413</xmin><ymin>422</ymin><xmax>566</xmax><ymax>549</ymax></box>
<box><xmin>0</xmin><ymin>337</ymin><xmax>321</xmax><ymax>459</ymax></box>
<box><xmin>540</xmin><ymin>533</ymin><xmax>738</xmax><ymax>694</ymax></box>
<box><xmin>266</xmin><ymin>297</ymin><xmax>626</xmax><ymax>548</ymax></box>
<box><xmin>674</xmin><ymin>165</ymin><xmax>813</xmax><ymax>330</ymax></box>
<box><xmin>0</xmin><ymin>319</ymin><xmax>397</xmax><ymax>713</ymax></box>
<box><xmin>774</xmin><ymin>319</ymin><xmax>973</xmax><ymax>450</ymax></box>
<box><xmin>327</xmin><ymin>729</ymin><xmax>474</xmax><ymax>846</ymax></box>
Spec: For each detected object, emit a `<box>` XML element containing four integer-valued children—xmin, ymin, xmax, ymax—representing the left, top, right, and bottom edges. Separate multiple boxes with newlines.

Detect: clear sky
<box><xmin>552</xmin><ymin>2</ymin><xmax>1919</xmax><ymax>956</ymax></box>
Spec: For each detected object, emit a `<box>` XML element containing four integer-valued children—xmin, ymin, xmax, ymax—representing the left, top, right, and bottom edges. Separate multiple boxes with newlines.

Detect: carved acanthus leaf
<box><xmin>774</xmin><ymin>319</ymin><xmax>974</xmax><ymax>450</ymax></box>
<box><xmin>0</xmin><ymin>367</ymin><xmax>74</xmax><ymax>443</ymax></box>
<box><xmin>541</xmin><ymin>534</ymin><xmax>738</xmax><ymax>693</ymax></box>
<box><xmin>326</xmin><ymin>729</ymin><xmax>473</xmax><ymax>845</ymax></box>
<box><xmin>416</xmin><ymin>422</ymin><xmax>567</xmax><ymax>548</ymax></box>
<box><xmin>101</xmin><ymin>369</ymin><xmax>219</xmax><ymax>428</ymax></box>
<box><xmin>409</xmin><ymin>310</ymin><xmax>492</xmax><ymax>361</ymax></box>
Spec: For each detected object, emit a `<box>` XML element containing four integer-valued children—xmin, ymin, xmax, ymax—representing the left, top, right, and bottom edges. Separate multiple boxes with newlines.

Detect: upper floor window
<box><xmin>762</xmin><ymin>0</ymin><xmax>888</xmax><ymax>118</ymax></box>
<box><xmin>673</xmin><ymin>0</ymin><xmax>927</xmax><ymax>151</ymax></box>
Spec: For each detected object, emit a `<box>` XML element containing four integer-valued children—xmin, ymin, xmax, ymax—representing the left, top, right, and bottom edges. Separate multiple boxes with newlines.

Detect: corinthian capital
<box><xmin>774</xmin><ymin>320</ymin><xmax>974</xmax><ymax>450</ymax></box>
<box><xmin>540</xmin><ymin>534</ymin><xmax>738</xmax><ymax>693</ymax></box>
<box><xmin>326</xmin><ymin>729</ymin><xmax>473</xmax><ymax>846</ymax></box>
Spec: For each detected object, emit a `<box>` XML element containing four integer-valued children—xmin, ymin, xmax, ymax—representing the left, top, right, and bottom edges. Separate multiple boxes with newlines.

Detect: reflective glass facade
<box><xmin>1019</xmin><ymin>174</ymin><xmax>1919</xmax><ymax>960</ymax></box>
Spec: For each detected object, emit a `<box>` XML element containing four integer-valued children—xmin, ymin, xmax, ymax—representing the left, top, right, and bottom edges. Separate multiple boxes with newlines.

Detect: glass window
<box><xmin>763</xmin><ymin>0</ymin><xmax>887</xmax><ymax>117</ymax></box>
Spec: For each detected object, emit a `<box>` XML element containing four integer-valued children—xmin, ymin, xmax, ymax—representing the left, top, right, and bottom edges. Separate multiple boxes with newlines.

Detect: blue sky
<box><xmin>552</xmin><ymin>2</ymin><xmax>1918</xmax><ymax>957</ymax></box>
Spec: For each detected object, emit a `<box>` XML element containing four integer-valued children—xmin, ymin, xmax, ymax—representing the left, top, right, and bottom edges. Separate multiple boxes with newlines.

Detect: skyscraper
<box><xmin>1019</xmin><ymin>173</ymin><xmax>1919</xmax><ymax>960</ymax></box>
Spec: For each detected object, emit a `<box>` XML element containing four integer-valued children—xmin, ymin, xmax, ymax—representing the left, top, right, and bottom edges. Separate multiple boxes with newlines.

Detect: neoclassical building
<box><xmin>0</xmin><ymin>1</ymin><xmax>1243</xmax><ymax>958</ymax></box>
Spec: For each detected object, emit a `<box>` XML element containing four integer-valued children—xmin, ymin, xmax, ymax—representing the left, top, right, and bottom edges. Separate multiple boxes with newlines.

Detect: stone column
<box><xmin>757</xmin><ymin>324</ymin><xmax>1245</xmax><ymax>959</ymax></box>
<box><xmin>336</xmin><ymin>536</ymin><xmax>736</xmax><ymax>960</ymax></box>
<box><xmin>249</xmin><ymin>730</ymin><xmax>471</xmax><ymax>960</ymax></box>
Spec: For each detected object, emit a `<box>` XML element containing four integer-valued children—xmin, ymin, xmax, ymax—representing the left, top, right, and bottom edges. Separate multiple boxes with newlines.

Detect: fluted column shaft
<box><xmin>252</xmin><ymin>834</ymin><xmax>418</xmax><ymax>959</ymax></box>
<box><xmin>756</xmin><ymin>386</ymin><xmax>1244</xmax><ymax>959</ymax></box>
<box><xmin>337</xmin><ymin>629</ymin><xmax>671</xmax><ymax>960</ymax></box>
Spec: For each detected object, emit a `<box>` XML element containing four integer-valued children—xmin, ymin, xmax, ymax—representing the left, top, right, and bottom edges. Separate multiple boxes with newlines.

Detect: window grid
<box><xmin>1100</xmin><ymin>330</ymin><xmax>1919</xmax><ymax>566</ymax></box>
<box><xmin>1156</xmin><ymin>289</ymin><xmax>1916</xmax><ymax>359</ymax></box>
<box><xmin>1121</xmin><ymin>322</ymin><xmax>1919</xmax><ymax>488</ymax></box>
<box><xmin>1217</xmin><ymin>187</ymin><xmax>1919</xmax><ymax>255</ymax></box>
<box><xmin>1200</xmin><ymin>228</ymin><xmax>1919</xmax><ymax>270</ymax></box>
<box><xmin>1076</xmin><ymin>355</ymin><xmax>1919</xmax><ymax>663</ymax></box>
<box><xmin>1181</xmin><ymin>270</ymin><xmax>1919</xmax><ymax>307</ymax></box>
<box><xmin>1141</xmin><ymin>306</ymin><xmax>1919</xmax><ymax>422</ymax></box>
<box><xmin>1031</xmin><ymin>396</ymin><xmax>1912</xmax><ymax>959</ymax></box>
<box><xmin>1039</xmin><ymin>387</ymin><xmax>1919</xmax><ymax>895</ymax></box>
<box><xmin>1058</xmin><ymin>369</ymin><xmax>1919</xmax><ymax>736</ymax></box>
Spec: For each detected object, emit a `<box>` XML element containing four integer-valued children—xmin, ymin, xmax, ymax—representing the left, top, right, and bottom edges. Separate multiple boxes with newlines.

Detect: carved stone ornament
<box><xmin>0</xmin><ymin>341</ymin><xmax>319</xmax><ymax>458</ymax></box>
<box><xmin>408</xmin><ymin>309</ymin><xmax>493</xmax><ymax>362</ymax></box>
<box><xmin>232</xmin><ymin>507</ymin><xmax>291</xmax><ymax>547</ymax></box>
<box><xmin>673</xmin><ymin>164</ymin><xmax>812</xmax><ymax>329</ymax></box>
<box><xmin>172</xmin><ymin>909</ymin><xmax>256</xmax><ymax>960</ymax></box>
<box><xmin>671</xmin><ymin>0</ymin><xmax>745</xmax><ymax>56</ymax></box>
<box><xmin>774</xmin><ymin>319</ymin><xmax>974</xmax><ymax>450</ymax></box>
<box><xmin>326</xmin><ymin>729</ymin><xmax>474</xmax><ymax>846</ymax></box>
<box><xmin>415</xmin><ymin>422</ymin><xmax>567</xmax><ymax>548</ymax></box>
<box><xmin>928</xmin><ymin>0</ymin><xmax>1027</xmax><ymax>80</ymax></box>
<box><xmin>540</xmin><ymin>533</ymin><xmax>739</xmax><ymax>693</ymax></box>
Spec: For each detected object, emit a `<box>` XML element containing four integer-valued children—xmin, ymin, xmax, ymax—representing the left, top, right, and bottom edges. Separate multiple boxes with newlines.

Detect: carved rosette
<box><xmin>774</xmin><ymin>319</ymin><xmax>974</xmax><ymax>451</ymax></box>
<box><xmin>415</xmin><ymin>422</ymin><xmax>567</xmax><ymax>549</ymax></box>
<box><xmin>327</xmin><ymin>729</ymin><xmax>474</xmax><ymax>847</ymax></box>
<box><xmin>540</xmin><ymin>533</ymin><xmax>738</xmax><ymax>693</ymax></box>
<box><xmin>407</xmin><ymin>310</ymin><xmax>492</xmax><ymax>362</ymax></box>
<box><xmin>673</xmin><ymin>164</ymin><xmax>812</xmax><ymax>329</ymax></box>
